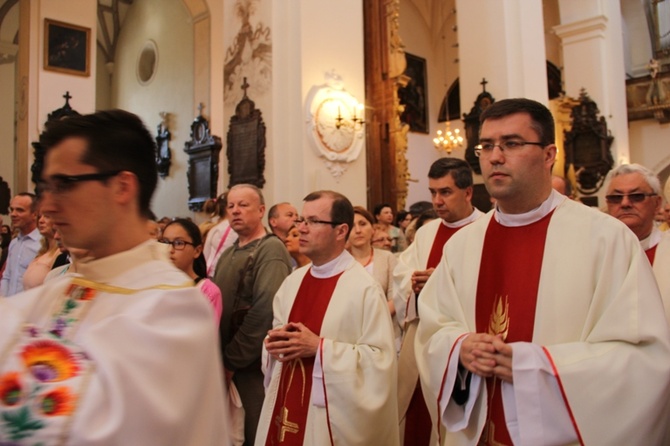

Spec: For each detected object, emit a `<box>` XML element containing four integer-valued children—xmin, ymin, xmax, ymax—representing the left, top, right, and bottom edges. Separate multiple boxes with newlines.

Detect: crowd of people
<box><xmin>0</xmin><ymin>99</ymin><xmax>669</xmax><ymax>445</ymax></box>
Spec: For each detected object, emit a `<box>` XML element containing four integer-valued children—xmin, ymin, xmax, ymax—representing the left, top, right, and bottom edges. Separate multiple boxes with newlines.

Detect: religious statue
<box><xmin>156</xmin><ymin>112</ymin><xmax>172</xmax><ymax>179</ymax></box>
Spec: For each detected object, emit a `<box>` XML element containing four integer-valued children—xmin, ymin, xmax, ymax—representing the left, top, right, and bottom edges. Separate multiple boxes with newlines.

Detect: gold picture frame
<box><xmin>44</xmin><ymin>19</ymin><xmax>90</xmax><ymax>77</ymax></box>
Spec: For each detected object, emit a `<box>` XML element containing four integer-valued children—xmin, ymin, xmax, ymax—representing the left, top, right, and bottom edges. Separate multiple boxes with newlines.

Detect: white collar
<box><xmin>310</xmin><ymin>250</ymin><xmax>353</xmax><ymax>279</ymax></box>
<box><xmin>640</xmin><ymin>227</ymin><xmax>663</xmax><ymax>250</ymax></box>
<box><xmin>443</xmin><ymin>207</ymin><xmax>484</xmax><ymax>228</ymax></box>
<box><xmin>494</xmin><ymin>190</ymin><xmax>565</xmax><ymax>227</ymax></box>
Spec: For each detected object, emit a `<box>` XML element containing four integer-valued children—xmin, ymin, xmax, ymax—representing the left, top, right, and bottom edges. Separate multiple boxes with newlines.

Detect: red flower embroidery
<box><xmin>21</xmin><ymin>340</ymin><xmax>80</xmax><ymax>382</ymax></box>
<box><xmin>0</xmin><ymin>372</ymin><xmax>22</xmax><ymax>406</ymax></box>
<box><xmin>40</xmin><ymin>387</ymin><xmax>75</xmax><ymax>416</ymax></box>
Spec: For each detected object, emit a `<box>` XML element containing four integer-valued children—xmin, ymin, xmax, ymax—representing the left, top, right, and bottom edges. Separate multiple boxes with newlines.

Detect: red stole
<box><xmin>427</xmin><ymin>223</ymin><xmax>461</xmax><ymax>269</ymax></box>
<box><xmin>404</xmin><ymin>222</ymin><xmax>462</xmax><ymax>446</ymax></box>
<box><xmin>475</xmin><ymin>211</ymin><xmax>554</xmax><ymax>446</ymax></box>
<box><xmin>646</xmin><ymin>245</ymin><xmax>657</xmax><ymax>265</ymax></box>
<box><xmin>265</xmin><ymin>271</ymin><xmax>343</xmax><ymax>446</ymax></box>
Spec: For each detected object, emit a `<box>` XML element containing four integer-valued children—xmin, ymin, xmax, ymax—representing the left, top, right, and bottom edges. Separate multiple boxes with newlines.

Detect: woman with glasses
<box><xmin>160</xmin><ymin>219</ymin><xmax>222</xmax><ymax>326</ymax></box>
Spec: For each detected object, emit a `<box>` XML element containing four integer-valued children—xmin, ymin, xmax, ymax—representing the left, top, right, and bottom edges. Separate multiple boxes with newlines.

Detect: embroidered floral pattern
<box><xmin>66</xmin><ymin>284</ymin><xmax>96</xmax><ymax>301</ymax></box>
<box><xmin>39</xmin><ymin>387</ymin><xmax>74</xmax><ymax>416</ymax></box>
<box><xmin>20</xmin><ymin>340</ymin><xmax>80</xmax><ymax>383</ymax></box>
<box><xmin>0</xmin><ymin>373</ymin><xmax>22</xmax><ymax>407</ymax></box>
<box><xmin>0</xmin><ymin>280</ymin><xmax>98</xmax><ymax>443</ymax></box>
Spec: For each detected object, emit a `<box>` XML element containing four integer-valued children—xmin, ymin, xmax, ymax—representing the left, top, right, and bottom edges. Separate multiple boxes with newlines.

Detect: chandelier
<box><xmin>433</xmin><ymin>27</ymin><xmax>463</xmax><ymax>155</ymax></box>
<box><xmin>433</xmin><ymin>120</ymin><xmax>463</xmax><ymax>154</ymax></box>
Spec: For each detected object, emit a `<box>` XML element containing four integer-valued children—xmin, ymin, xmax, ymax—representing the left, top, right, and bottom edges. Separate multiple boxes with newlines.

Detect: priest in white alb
<box><xmin>256</xmin><ymin>190</ymin><xmax>399</xmax><ymax>446</ymax></box>
<box><xmin>393</xmin><ymin>157</ymin><xmax>482</xmax><ymax>445</ymax></box>
<box><xmin>604</xmin><ymin>163</ymin><xmax>670</xmax><ymax>323</ymax></box>
<box><xmin>415</xmin><ymin>98</ymin><xmax>670</xmax><ymax>445</ymax></box>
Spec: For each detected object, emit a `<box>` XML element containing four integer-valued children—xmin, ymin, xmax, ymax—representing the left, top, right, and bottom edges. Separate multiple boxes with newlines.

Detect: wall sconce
<box><xmin>335</xmin><ymin>103</ymin><xmax>365</xmax><ymax>130</ymax></box>
<box><xmin>305</xmin><ymin>71</ymin><xmax>366</xmax><ymax>181</ymax></box>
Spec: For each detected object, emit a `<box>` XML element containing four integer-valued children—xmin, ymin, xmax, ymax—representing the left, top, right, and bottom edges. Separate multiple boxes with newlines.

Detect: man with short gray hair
<box><xmin>604</xmin><ymin>163</ymin><xmax>670</xmax><ymax>321</ymax></box>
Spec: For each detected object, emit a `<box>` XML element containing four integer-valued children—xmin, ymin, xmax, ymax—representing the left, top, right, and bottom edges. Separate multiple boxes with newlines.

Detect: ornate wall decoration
<box><xmin>563</xmin><ymin>89</ymin><xmax>614</xmax><ymax>195</ymax></box>
<box><xmin>305</xmin><ymin>71</ymin><xmax>365</xmax><ymax>181</ymax></box>
<box><xmin>31</xmin><ymin>92</ymin><xmax>81</xmax><ymax>195</ymax></box>
<box><xmin>184</xmin><ymin>105</ymin><xmax>222</xmax><ymax>212</ymax></box>
<box><xmin>155</xmin><ymin>112</ymin><xmax>171</xmax><ymax>179</ymax></box>
<box><xmin>223</xmin><ymin>0</ymin><xmax>272</xmax><ymax>106</ymax></box>
<box><xmin>227</xmin><ymin>79</ymin><xmax>266</xmax><ymax>188</ymax></box>
<box><xmin>463</xmin><ymin>79</ymin><xmax>495</xmax><ymax>175</ymax></box>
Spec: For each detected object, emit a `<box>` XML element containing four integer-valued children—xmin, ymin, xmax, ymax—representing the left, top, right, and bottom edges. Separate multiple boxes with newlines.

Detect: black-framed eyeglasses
<box><xmin>474</xmin><ymin>140</ymin><xmax>545</xmax><ymax>157</ymax></box>
<box><xmin>294</xmin><ymin>216</ymin><xmax>342</xmax><ymax>228</ymax></box>
<box><xmin>157</xmin><ymin>238</ymin><xmax>195</xmax><ymax>250</ymax></box>
<box><xmin>605</xmin><ymin>193</ymin><xmax>657</xmax><ymax>205</ymax></box>
<box><xmin>39</xmin><ymin>170</ymin><xmax>122</xmax><ymax>195</ymax></box>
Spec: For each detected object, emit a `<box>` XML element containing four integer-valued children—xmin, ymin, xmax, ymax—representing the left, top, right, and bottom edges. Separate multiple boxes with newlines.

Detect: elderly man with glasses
<box><xmin>256</xmin><ymin>190</ymin><xmax>399</xmax><ymax>445</ymax></box>
<box><xmin>604</xmin><ymin>163</ymin><xmax>670</xmax><ymax>321</ymax></box>
<box><xmin>415</xmin><ymin>98</ymin><xmax>670</xmax><ymax>445</ymax></box>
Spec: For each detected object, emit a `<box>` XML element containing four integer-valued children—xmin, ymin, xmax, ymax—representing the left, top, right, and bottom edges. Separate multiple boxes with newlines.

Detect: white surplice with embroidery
<box><xmin>0</xmin><ymin>240</ymin><xmax>230</xmax><ymax>445</ymax></box>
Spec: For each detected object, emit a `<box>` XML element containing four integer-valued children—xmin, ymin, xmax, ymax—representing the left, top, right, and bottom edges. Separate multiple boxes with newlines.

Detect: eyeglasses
<box><xmin>605</xmin><ymin>193</ymin><xmax>657</xmax><ymax>205</ymax></box>
<box><xmin>39</xmin><ymin>170</ymin><xmax>122</xmax><ymax>195</ymax></box>
<box><xmin>474</xmin><ymin>140</ymin><xmax>545</xmax><ymax>157</ymax></box>
<box><xmin>157</xmin><ymin>238</ymin><xmax>195</xmax><ymax>250</ymax></box>
<box><xmin>294</xmin><ymin>216</ymin><xmax>342</xmax><ymax>228</ymax></box>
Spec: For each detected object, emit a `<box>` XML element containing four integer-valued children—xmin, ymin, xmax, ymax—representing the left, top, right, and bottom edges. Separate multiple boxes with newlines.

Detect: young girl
<box><xmin>160</xmin><ymin>218</ymin><xmax>222</xmax><ymax>325</ymax></box>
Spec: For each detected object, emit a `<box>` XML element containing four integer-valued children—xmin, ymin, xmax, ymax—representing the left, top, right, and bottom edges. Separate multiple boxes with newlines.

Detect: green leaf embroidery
<box><xmin>2</xmin><ymin>406</ymin><xmax>45</xmax><ymax>441</ymax></box>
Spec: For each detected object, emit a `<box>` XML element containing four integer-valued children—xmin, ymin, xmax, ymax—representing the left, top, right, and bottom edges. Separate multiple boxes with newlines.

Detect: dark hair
<box><xmin>39</xmin><ymin>109</ymin><xmax>158</xmax><ymax>217</ymax></box>
<box><xmin>416</xmin><ymin>209</ymin><xmax>438</xmax><ymax>230</ymax></box>
<box><xmin>428</xmin><ymin>157</ymin><xmax>474</xmax><ymax>189</ymax></box>
<box><xmin>479</xmin><ymin>98</ymin><xmax>555</xmax><ymax>145</ymax></box>
<box><xmin>203</xmin><ymin>192</ymin><xmax>229</xmax><ymax>218</ymax></box>
<box><xmin>303</xmin><ymin>190</ymin><xmax>354</xmax><ymax>237</ymax></box>
<box><xmin>408</xmin><ymin>201</ymin><xmax>433</xmax><ymax>217</ymax></box>
<box><xmin>373</xmin><ymin>203</ymin><xmax>393</xmax><ymax>221</ymax></box>
<box><xmin>15</xmin><ymin>192</ymin><xmax>38</xmax><ymax>213</ymax></box>
<box><xmin>353</xmin><ymin>206</ymin><xmax>375</xmax><ymax>226</ymax></box>
<box><xmin>394</xmin><ymin>210</ymin><xmax>409</xmax><ymax>227</ymax></box>
<box><xmin>163</xmin><ymin>218</ymin><xmax>207</xmax><ymax>279</ymax></box>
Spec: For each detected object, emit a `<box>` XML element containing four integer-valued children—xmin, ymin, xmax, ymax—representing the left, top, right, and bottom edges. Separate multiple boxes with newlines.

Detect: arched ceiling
<box><xmin>97</xmin><ymin>0</ymin><xmax>134</xmax><ymax>64</ymax></box>
<box><xmin>406</xmin><ymin>0</ymin><xmax>456</xmax><ymax>45</ymax></box>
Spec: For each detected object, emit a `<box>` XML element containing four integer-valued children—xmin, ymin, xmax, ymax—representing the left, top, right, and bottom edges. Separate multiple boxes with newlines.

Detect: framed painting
<box><xmin>44</xmin><ymin>19</ymin><xmax>90</xmax><ymax>77</ymax></box>
<box><xmin>399</xmin><ymin>53</ymin><xmax>429</xmax><ymax>133</ymax></box>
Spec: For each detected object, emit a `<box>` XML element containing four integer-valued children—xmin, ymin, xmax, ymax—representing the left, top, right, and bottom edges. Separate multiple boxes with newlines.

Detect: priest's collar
<box><xmin>640</xmin><ymin>227</ymin><xmax>663</xmax><ymax>251</ymax></box>
<box><xmin>310</xmin><ymin>249</ymin><xmax>353</xmax><ymax>279</ymax></box>
<box><xmin>494</xmin><ymin>189</ymin><xmax>565</xmax><ymax>227</ymax></box>
<box><xmin>443</xmin><ymin>207</ymin><xmax>484</xmax><ymax>228</ymax></box>
<box><xmin>74</xmin><ymin>239</ymin><xmax>168</xmax><ymax>282</ymax></box>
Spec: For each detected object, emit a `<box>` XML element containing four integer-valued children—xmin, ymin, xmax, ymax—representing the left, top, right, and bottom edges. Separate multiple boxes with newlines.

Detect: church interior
<box><xmin>0</xmin><ymin>0</ymin><xmax>668</xmax><ymax>220</ymax></box>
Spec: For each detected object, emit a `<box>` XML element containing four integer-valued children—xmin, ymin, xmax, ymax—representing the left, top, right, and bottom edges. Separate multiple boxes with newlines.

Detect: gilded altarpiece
<box><xmin>364</xmin><ymin>0</ymin><xmax>410</xmax><ymax>211</ymax></box>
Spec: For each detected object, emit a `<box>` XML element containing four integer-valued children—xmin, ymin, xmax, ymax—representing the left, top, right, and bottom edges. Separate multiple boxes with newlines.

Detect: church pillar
<box><xmin>456</xmin><ymin>0</ymin><xmax>548</xmax><ymax>111</ymax></box>
<box><xmin>554</xmin><ymin>0</ymin><xmax>629</xmax><ymax>166</ymax></box>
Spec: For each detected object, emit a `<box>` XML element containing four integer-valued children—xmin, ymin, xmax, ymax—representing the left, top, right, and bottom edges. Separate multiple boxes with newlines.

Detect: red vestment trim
<box><xmin>426</xmin><ymin>224</ymin><xmax>460</xmax><ymax>269</ymax></box>
<box><xmin>646</xmin><ymin>245</ymin><xmax>658</xmax><ymax>265</ymax></box>
<box><xmin>542</xmin><ymin>346</ymin><xmax>585</xmax><ymax>446</ymax></box>
<box><xmin>475</xmin><ymin>211</ymin><xmax>554</xmax><ymax>446</ymax></box>
<box><xmin>265</xmin><ymin>271</ymin><xmax>343</xmax><ymax>446</ymax></box>
<box><xmin>436</xmin><ymin>332</ymin><xmax>469</xmax><ymax>445</ymax></box>
<box><xmin>405</xmin><ymin>222</ymin><xmax>462</xmax><ymax>446</ymax></box>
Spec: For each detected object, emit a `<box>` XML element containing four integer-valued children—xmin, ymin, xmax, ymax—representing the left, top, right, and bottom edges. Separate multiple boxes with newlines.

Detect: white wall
<box><xmin>399</xmin><ymin>0</ymin><xmax>461</xmax><ymax>208</ymax></box>
<box><xmin>112</xmin><ymin>0</ymin><xmax>194</xmax><ymax>219</ymax></box>
<box><xmin>0</xmin><ymin>2</ymin><xmax>18</xmax><ymax>215</ymax></box>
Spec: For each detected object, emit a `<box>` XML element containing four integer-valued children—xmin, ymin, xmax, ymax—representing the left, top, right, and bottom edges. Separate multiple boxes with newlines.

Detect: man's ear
<box><xmin>113</xmin><ymin>171</ymin><xmax>140</xmax><ymax>206</ymax></box>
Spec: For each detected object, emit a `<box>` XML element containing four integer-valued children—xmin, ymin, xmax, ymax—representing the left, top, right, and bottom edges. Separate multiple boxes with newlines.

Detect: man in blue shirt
<box><xmin>0</xmin><ymin>193</ymin><xmax>41</xmax><ymax>296</ymax></box>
